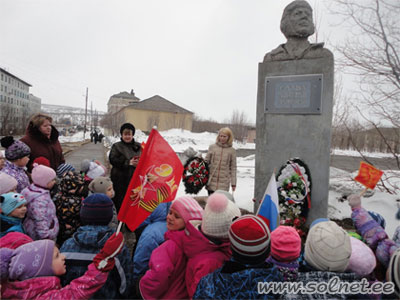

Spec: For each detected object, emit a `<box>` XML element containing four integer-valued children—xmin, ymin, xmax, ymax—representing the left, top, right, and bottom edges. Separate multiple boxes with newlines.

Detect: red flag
<box><xmin>354</xmin><ymin>161</ymin><xmax>384</xmax><ymax>190</ymax></box>
<box><xmin>118</xmin><ymin>129</ymin><xmax>183</xmax><ymax>231</ymax></box>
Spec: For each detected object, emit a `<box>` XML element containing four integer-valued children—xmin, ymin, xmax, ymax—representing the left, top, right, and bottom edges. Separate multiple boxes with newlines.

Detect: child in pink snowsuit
<box><xmin>139</xmin><ymin>196</ymin><xmax>203</xmax><ymax>300</ymax></box>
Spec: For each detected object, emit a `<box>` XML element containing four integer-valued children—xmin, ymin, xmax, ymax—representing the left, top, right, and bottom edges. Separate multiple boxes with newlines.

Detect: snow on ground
<box><xmin>99</xmin><ymin>128</ymin><xmax>399</xmax><ymax>238</ymax></box>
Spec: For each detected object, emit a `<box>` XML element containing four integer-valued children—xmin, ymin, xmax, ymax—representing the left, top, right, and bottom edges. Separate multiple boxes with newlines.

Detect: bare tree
<box><xmin>229</xmin><ymin>110</ymin><xmax>250</xmax><ymax>142</ymax></box>
<box><xmin>327</xmin><ymin>0</ymin><xmax>400</xmax><ymax>193</ymax></box>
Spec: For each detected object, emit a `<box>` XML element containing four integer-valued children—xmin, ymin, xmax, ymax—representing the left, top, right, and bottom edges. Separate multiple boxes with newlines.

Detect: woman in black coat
<box><xmin>109</xmin><ymin>123</ymin><xmax>141</xmax><ymax>211</ymax></box>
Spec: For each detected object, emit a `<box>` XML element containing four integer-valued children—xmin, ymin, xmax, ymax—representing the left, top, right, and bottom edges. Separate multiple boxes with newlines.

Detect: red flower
<box><xmin>293</xmin><ymin>218</ymin><xmax>301</xmax><ymax>227</ymax></box>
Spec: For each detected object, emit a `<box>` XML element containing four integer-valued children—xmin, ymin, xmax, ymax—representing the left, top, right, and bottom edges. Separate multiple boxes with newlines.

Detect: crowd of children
<box><xmin>1</xmin><ymin>128</ymin><xmax>400</xmax><ymax>300</ymax></box>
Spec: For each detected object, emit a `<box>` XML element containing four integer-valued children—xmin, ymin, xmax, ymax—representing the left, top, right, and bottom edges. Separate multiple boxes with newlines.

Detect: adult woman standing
<box><xmin>109</xmin><ymin>123</ymin><xmax>141</xmax><ymax>211</ymax></box>
<box><xmin>20</xmin><ymin>113</ymin><xmax>65</xmax><ymax>172</ymax></box>
<box><xmin>205</xmin><ymin>127</ymin><xmax>237</xmax><ymax>195</ymax></box>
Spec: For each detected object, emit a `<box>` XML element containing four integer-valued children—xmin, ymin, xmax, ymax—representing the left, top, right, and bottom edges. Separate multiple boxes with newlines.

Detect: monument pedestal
<box><xmin>255</xmin><ymin>56</ymin><xmax>334</xmax><ymax>223</ymax></box>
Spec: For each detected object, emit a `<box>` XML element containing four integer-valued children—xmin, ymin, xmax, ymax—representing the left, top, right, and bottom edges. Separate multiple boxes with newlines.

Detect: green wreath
<box><xmin>182</xmin><ymin>157</ymin><xmax>209</xmax><ymax>194</ymax></box>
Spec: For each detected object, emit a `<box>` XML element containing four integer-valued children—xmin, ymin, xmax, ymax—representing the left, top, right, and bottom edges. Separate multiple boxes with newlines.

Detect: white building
<box><xmin>0</xmin><ymin>67</ymin><xmax>41</xmax><ymax>134</ymax></box>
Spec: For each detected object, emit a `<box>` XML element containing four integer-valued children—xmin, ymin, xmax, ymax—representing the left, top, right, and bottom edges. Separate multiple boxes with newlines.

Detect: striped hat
<box><xmin>229</xmin><ymin>215</ymin><xmax>271</xmax><ymax>264</ymax></box>
<box><xmin>170</xmin><ymin>196</ymin><xmax>203</xmax><ymax>223</ymax></box>
<box><xmin>56</xmin><ymin>163</ymin><xmax>75</xmax><ymax>177</ymax></box>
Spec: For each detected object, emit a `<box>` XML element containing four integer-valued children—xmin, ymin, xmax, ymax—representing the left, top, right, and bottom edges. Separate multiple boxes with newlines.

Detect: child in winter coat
<box><xmin>0</xmin><ymin>173</ymin><xmax>18</xmax><ymax>195</ymax></box>
<box><xmin>60</xmin><ymin>193</ymin><xmax>134</xmax><ymax>299</ymax></box>
<box><xmin>53</xmin><ymin>171</ymin><xmax>89</xmax><ymax>245</ymax></box>
<box><xmin>0</xmin><ymin>136</ymin><xmax>31</xmax><ymax>193</ymax></box>
<box><xmin>139</xmin><ymin>196</ymin><xmax>203</xmax><ymax>300</ymax></box>
<box><xmin>347</xmin><ymin>194</ymin><xmax>399</xmax><ymax>267</ymax></box>
<box><xmin>266</xmin><ymin>225</ymin><xmax>301</xmax><ymax>281</ymax></box>
<box><xmin>0</xmin><ymin>192</ymin><xmax>27</xmax><ymax>237</ymax></box>
<box><xmin>22</xmin><ymin>163</ymin><xmax>59</xmax><ymax>241</ymax></box>
<box><xmin>182</xmin><ymin>192</ymin><xmax>241</xmax><ymax>298</ymax></box>
<box><xmin>81</xmin><ymin>159</ymin><xmax>107</xmax><ymax>182</ymax></box>
<box><xmin>194</xmin><ymin>215</ymin><xmax>283</xmax><ymax>300</ymax></box>
<box><xmin>0</xmin><ymin>232</ymin><xmax>124</xmax><ymax>299</ymax></box>
<box><xmin>109</xmin><ymin>122</ymin><xmax>142</xmax><ymax>211</ymax></box>
<box><xmin>133</xmin><ymin>202</ymin><xmax>171</xmax><ymax>281</ymax></box>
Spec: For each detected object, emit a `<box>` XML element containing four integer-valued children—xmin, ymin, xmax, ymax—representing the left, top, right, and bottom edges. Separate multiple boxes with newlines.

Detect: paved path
<box><xmin>65</xmin><ymin>142</ymin><xmax>109</xmax><ymax>172</ymax></box>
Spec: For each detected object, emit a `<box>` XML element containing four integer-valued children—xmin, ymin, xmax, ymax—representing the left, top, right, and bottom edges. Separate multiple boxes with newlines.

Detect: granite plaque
<box><xmin>264</xmin><ymin>74</ymin><xmax>323</xmax><ymax>114</ymax></box>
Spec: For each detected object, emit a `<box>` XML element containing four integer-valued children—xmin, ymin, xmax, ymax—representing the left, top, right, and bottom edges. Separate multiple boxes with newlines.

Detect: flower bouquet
<box><xmin>182</xmin><ymin>156</ymin><xmax>209</xmax><ymax>194</ymax></box>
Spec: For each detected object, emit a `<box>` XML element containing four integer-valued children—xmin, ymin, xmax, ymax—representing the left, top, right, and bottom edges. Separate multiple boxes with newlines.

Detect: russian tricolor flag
<box><xmin>256</xmin><ymin>173</ymin><xmax>280</xmax><ymax>232</ymax></box>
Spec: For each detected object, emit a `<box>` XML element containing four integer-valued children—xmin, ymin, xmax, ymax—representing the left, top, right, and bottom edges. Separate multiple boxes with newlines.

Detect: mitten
<box><xmin>347</xmin><ymin>194</ymin><xmax>361</xmax><ymax>209</ymax></box>
<box><xmin>93</xmin><ymin>232</ymin><xmax>124</xmax><ymax>272</ymax></box>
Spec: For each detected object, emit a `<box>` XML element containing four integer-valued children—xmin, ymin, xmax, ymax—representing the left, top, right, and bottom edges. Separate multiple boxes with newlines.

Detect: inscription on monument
<box><xmin>264</xmin><ymin>74</ymin><xmax>323</xmax><ymax>114</ymax></box>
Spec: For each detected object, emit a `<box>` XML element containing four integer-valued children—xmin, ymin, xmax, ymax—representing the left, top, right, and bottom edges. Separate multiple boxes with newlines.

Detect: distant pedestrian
<box><xmin>109</xmin><ymin>123</ymin><xmax>141</xmax><ymax>211</ymax></box>
<box><xmin>93</xmin><ymin>131</ymin><xmax>99</xmax><ymax>144</ymax></box>
<box><xmin>20</xmin><ymin>113</ymin><xmax>65</xmax><ymax>172</ymax></box>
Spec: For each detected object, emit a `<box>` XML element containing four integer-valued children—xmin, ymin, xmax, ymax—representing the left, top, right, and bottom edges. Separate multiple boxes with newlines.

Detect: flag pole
<box><xmin>116</xmin><ymin>221</ymin><xmax>123</xmax><ymax>235</ymax></box>
<box><xmin>359</xmin><ymin>187</ymin><xmax>368</xmax><ymax>197</ymax></box>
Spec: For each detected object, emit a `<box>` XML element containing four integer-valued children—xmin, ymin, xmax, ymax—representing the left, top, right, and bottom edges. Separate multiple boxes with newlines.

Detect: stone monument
<box><xmin>255</xmin><ymin>0</ymin><xmax>334</xmax><ymax>223</ymax></box>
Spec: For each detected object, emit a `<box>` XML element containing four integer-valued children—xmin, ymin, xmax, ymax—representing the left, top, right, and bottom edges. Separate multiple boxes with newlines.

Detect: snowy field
<box><xmin>61</xmin><ymin>128</ymin><xmax>400</xmax><ymax>238</ymax></box>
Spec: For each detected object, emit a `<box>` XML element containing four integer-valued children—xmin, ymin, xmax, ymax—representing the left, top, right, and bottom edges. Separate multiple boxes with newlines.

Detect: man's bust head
<box><xmin>280</xmin><ymin>0</ymin><xmax>315</xmax><ymax>39</ymax></box>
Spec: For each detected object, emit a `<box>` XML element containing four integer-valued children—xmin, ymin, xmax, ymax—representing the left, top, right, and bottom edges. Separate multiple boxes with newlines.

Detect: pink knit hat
<box><xmin>346</xmin><ymin>237</ymin><xmax>376</xmax><ymax>276</ymax></box>
<box><xmin>170</xmin><ymin>196</ymin><xmax>203</xmax><ymax>223</ymax></box>
<box><xmin>270</xmin><ymin>226</ymin><xmax>301</xmax><ymax>262</ymax></box>
<box><xmin>0</xmin><ymin>173</ymin><xmax>18</xmax><ymax>194</ymax></box>
<box><xmin>31</xmin><ymin>163</ymin><xmax>56</xmax><ymax>188</ymax></box>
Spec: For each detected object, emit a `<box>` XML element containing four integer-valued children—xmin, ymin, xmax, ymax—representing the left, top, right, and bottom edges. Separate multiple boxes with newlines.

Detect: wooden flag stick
<box><xmin>116</xmin><ymin>221</ymin><xmax>123</xmax><ymax>235</ymax></box>
<box><xmin>359</xmin><ymin>187</ymin><xmax>368</xmax><ymax>197</ymax></box>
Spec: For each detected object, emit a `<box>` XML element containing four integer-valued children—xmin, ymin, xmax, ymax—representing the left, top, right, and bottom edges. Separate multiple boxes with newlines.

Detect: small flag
<box><xmin>257</xmin><ymin>173</ymin><xmax>280</xmax><ymax>232</ymax></box>
<box><xmin>354</xmin><ymin>161</ymin><xmax>383</xmax><ymax>190</ymax></box>
<box><xmin>118</xmin><ymin>129</ymin><xmax>183</xmax><ymax>231</ymax></box>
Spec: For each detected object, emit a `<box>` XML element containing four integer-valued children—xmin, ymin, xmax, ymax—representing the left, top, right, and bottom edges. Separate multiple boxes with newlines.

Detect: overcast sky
<box><xmin>1</xmin><ymin>0</ymin><xmax>341</xmax><ymax>123</ymax></box>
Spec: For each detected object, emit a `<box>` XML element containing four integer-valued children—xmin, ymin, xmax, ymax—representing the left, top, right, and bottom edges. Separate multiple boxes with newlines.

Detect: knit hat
<box><xmin>368</xmin><ymin>210</ymin><xmax>386</xmax><ymax>229</ymax></box>
<box><xmin>214</xmin><ymin>189</ymin><xmax>235</xmax><ymax>203</ymax></box>
<box><xmin>346</xmin><ymin>237</ymin><xmax>376</xmax><ymax>276</ymax></box>
<box><xmin>0</xmin><ymin>232</ymin><xmax>33</xmax><ymax>249</ymax></box>
<box><xmin>80</xmin><ymin>193</ymin><xmax>113</xmax><ymax>225</ymax></box>
<box><xmin>0</xmin><ymin>239</ymin><xmax>55</xmax><ymax>281</ymax></box>
<box><xmin>0</xmin><ymin>136</ymin><xmax>31</xmax><ymax>161</ymax></box>
<box><xmin>304</xmin><ymin>221</ymin><xmax>352</xmax><ymax>272</ymax></box>
<box><xmin>120</xmin><ymin>123</ymin><xmax>135</xmax><ymax>135</ymax></box>
<box><xmin>388</xmin><ymin>247</ymin><xmax>400</xmax><ymax>298</ymax></box>
<box><xmin>33</xmin><ymin>156</ymin><xmax>50</xmax><ymax>168</ymax></box>
<box><xmin>202</xmin><ymin>193</ymin><xmax>241</xmax><ymax>238</ymax></box>
<box><xmin>86</xmin><ymin>162</ymin><xmax>105</xmax><ymax>180</ymax></box>
<box><xmin>270</xmin><ymin>226</ymin><xmax>301</xmax><ymax>262</ymax></box>
<box><xmin>81</xmin><ymin>159</ymin><xmax>91</xmax><ymax>173</ymax></box>
<box><xmin>310</xmin><ymin>218</ymin><xmax>329</xmax><ymax>228</ymax></box>
<box><xmin>0</xmin><ymin>173</ymin><xmax>18</xmax><ymax>194</ymax></box>
<box><xmin>31</xmin><ymin>163</ymin><xmax>56</xmax><ymax>188</ymax></box>
<box><xmin>89</xmin><ymin>176</ymin><xmax>113</xmax><ymax>195</ymax></box>
<box><xmin>170</xmin><ymin>196</ymin><xmax>203</xmax><ymax>223</ymax></box>
<box><xmin>0</xmin><ymin>192</ymin><xmax>26</xmax><ymax>216</ymax></box>
<box><xmin>229</xmin><ymin>215</ymin><xmax>270</xmax><ymax>264</ymax></box>
<box><xmin>56</xmin><ymin>163</ymin><xmax>75</xmax><ymax>177</ymax></box>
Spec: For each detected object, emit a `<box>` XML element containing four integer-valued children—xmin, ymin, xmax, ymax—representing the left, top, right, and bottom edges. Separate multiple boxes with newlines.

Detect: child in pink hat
<box><xmin>0</xmin><ymin>233</ymin><xmax>124</xmax><ymax>299</ymax></box>
<box><xmin>21</xmin><ymin>163</ymin><xmax>59</xmax><ymax>241</ymax></box>
<box><xmin>140</xmin><ymin>196</ymin><xmax>203</xmax><ymax>300</ymax></box>
<box><xmin>266</xmin><ymin>225</ymin><xmax>301</xmax><ymax>281</ymax></box>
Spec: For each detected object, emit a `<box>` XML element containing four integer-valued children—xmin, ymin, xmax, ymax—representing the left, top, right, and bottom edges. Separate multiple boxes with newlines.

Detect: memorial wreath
<box><xmin>276</xmin><ymin>158</ymin><xmax>312</xmax><ymax>239</ymax></box>
<box><xmin>182</xmin><ymin>156</ymin><xmax>209</xmax><ymax>194</ymax></box>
